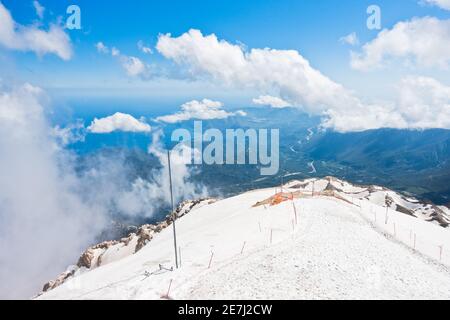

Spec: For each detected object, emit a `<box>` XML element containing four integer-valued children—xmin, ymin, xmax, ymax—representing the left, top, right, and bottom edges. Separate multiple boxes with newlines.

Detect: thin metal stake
<box><xmin>241</xmin><ymin>241</ymin><xmax>246</xmax><ymax>254</ymax></box>
<box><xmin>208</xmin><ymin>251</ymin><xmax>214</xmax><ymax>269</ymax></box>
<box><xmin>168</xmin><ymin>150</ymin><xmax>179</xmax><ymax>269</ymax></box>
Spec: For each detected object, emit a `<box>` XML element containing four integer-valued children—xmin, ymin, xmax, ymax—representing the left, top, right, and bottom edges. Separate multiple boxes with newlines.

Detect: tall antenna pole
<box><xmin>167</xmin><ymin>150</ymin><xmax>179</xmax><ymax>269</ymax></box>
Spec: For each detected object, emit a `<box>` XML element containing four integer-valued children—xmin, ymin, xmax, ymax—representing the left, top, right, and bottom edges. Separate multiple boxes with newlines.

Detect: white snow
<box><xmin>37</xmin><ymin>178</ymin><xmax>450</xmax><ymax>300</ymax></box>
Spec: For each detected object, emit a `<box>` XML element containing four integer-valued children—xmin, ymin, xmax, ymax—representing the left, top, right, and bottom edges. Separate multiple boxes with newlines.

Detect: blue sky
<box><xmin>1</xmin><ymin>0</ymin><xmax>450</xmax><ymax>131</ymax></box>
<box><xmin>1</xmin><ymin>0</ymin><xmax>448</xmax><ymax>93</ymax></box>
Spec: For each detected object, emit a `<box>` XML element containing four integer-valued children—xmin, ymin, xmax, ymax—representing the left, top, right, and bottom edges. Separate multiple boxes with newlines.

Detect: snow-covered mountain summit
<box><xmin>37</xmin><ymin>177</ymin><xmax>450</xmax><ymax>300</ymax></box>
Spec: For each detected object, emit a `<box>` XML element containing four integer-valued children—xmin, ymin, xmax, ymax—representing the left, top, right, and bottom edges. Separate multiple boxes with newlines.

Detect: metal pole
<box><xmin>168</xmin><ymin>150</ymin><xmax>179</xmax><ymax>269</ymax></box>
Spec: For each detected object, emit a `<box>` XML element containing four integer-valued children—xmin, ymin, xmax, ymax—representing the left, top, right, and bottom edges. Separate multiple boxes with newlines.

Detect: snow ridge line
<box><xmin>351</xmin><ymin>197</ymin><xmax>450</xmax><ymax>269</ymax></box>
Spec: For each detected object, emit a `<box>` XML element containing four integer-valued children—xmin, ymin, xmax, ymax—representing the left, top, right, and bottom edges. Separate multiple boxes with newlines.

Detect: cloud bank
<box><xmin>87</xmin><ymin>112</ymin><xmax>151</xmax><ymax>133</ymax></box>
<box><xmin>0</xmin><ymin>84</ymin><xmax>106</xmax><ymax>299</ymax></box>
<box><xmin>0</xmin><ymin>2</ymin><xmax>72</xmax><ymax>60</ymax></box>
<box><xmin>156</xmin><ymin>98</ymin><xmax>246</xmax><ymax>123</ymax></box>
<box><xmin>351</xmin><ymin>17</ymin><xmax>450</xmax><ymax>70</ymax></box>
<box><xmin>156</xmin><ymin>30</ymin><xmax>360</xmax><ymax>120</ymax></box>
<box><xmin>396</xmin><ymin>76</ymin><xmax>450</xmax><ymax>129</ymax></box>
<box><xmin>156</xmin><ymin>29</ymin><xmax>450</xmax><ymax>131</ymax></box>
<box><xmin>0</xmin><ymin>84</ymin><xmax>205</xmax><ymax>299</ymax></box>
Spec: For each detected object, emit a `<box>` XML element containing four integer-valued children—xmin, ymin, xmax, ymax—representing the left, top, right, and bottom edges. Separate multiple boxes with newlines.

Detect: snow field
<box><xmin>38</xmin><ymin>184</ymin><xmax>450</xmax><ymax>300</ymax></box>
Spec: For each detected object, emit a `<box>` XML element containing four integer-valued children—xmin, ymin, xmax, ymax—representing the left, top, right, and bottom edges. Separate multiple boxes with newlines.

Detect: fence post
<box><xmin>270</xmin><ymin>229</ymin><xmax>273</xmax><ymax>245</ymax></box>
<box><xmin>161</xmin><ymin>279</ymin><xmax>173</xmax><ymax>299</ymax></box>
<box><xmin>208</xmin><ymin>251</ymin><xmax>214</xmax><ymax>269</ymax></box>
<box><xmin>241</xmin><ymin>241</ymin><xmax>246</xmax><ymax>254</ymax></box>
<box><xmin>292</xmin><ymin>202</ymin><xmax>298</xmax><ymax>225</ymax></box>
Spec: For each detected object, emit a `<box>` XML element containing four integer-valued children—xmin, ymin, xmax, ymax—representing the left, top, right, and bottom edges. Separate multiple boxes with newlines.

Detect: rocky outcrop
<box><xmin>42</xmin><ymin>269</ymin><xmax>76</xmax><ymax>292</ymax></box>
<box><xmin>77</xmin><ymin>249</ymin><xmax>95</xmax><ymax>269</ymax></box>
<box><xmin>135</xmin><ymin>225</ymin><xmax>154</xmax><ymax>253</ymax></box>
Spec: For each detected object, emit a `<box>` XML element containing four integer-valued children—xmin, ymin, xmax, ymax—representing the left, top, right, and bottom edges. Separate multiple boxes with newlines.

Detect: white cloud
<box><xmin>339</xmin><ymin>32</ymin><xmax>359</xmax><ymax>46</ymax></box>
<box><xmin>120</xmin><ymin>56</ymin><xmax>148</xmax><ymax>77</ymax></box>
<box><xmin>252</xmin><ymin>95</ymin><xmax>292</xmax><ymax>108</ymax></box>
<box><xmin>396</xmin><ymin>76</ymin><xmax>450</xmax><ymax>129</ymax></box>
<box><xmin>0</xmin><ymin>84</ymin><xmax>107</xmax><ymax>298</ymax></box>
<box><xmin>52</xmin><ymin>120</ymin><xmax>86</xmax><ymax>146</ymax></box>
<box><xmin>351</xmin><ymin>17</ymin><xmax>450</xmax><ymax>70</ymax></box>
<box><xmin>137</xmin><ymin>40</ymin><xmax>153</xmax><ymax>54</ymax></box>
<box><xmin>95</xmin><ymin>41</ymin><xmax>148</xmax><ymax>78</ymax></box>
<box><xmin>111</xmin><ymin>47</ymin><xmax>120</xmax><ymax>56</ymax></box>
<box><xmin>156</xmin><ymin>29</ymin><xmax>369</xmax><ymax>130</ymax></box>
<box><xmin>422</xmin><ymin>0</ymin><xmax>450</xmax><ymax>10</ymax></box>
<box><xmin>0</xmin><ymin>2</ymin><xmax>72</xmax><ymax>60</ymax></box>
<box><xmin>323</xmin><ymin>76</ymin><xmax>450</xmax><ymax>131</ymax></box>
<box><xmin>87</xmin><ymin>112</ymin><xmax>151</xmax><ymax>133</ymax></box>
<box><xmin>95</xmin><ymin>42</ymin><xmax>109</xmax><ymax>54</ymax></box>
<box><xmin>156</xmin><ymin>29</ymin><xmax>450</xmax><ymax>132</ymax></box>
<box><xmin>33</xmin><ymin>0</ymin><xmax>45</xmax><ymax>19</ymax></box>
<box><xmin>156</xmin><ymin>98</ymin><xmax>246</xmax><ymax>123</ymax></box>
<box><xmin>0</xmin><ymin>84</ymin><xmax>205</xmax><ymax>298</ymax></box>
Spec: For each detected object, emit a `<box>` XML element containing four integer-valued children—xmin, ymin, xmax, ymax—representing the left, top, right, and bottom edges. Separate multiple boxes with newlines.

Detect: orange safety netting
<box><xmin>270</xmin><ymin>192</ymin><xmax>294</xmax><ymax>206</ymax></box>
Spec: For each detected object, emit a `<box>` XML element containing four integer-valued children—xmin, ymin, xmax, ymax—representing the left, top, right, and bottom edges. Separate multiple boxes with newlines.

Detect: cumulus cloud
<box><xmin>33</xmin><ymin>1</ymin><xmax>45</xmax><ymax>19</ymax></box>
<box><xmin>95</xmin><ymin>41</ymin><xmax>149</xmax><ymax>78</ymax></box>
<box><xmin>120</xmin><ymin>56</ymin><xmax>148</xmax><ymax>77</ymax></box>
<box><xmin>395</xmin><ymin>76</ymin><xmax>450</xmax><ymax>129</ymax></box>
<box><xmin>252</xmin><ymin>95</ymin><xmax>292</xmax><ymax>108</ymax></box>
<box><xmin>156</xmin><ymin>29</ymin><xmax>358</xmax><ymax>116</ymax></box>
<box><xmin>351</xmin><ymin>17</ymin><xmax>450</xmax><ymax>70</ymax></box>
<box><xmin>0</xmin><ymin>2</ymin><xmax>72</xmax><ymax>60</ymax></box>
<box><xmin>155</xmin><ymin>29</ymin><xmax>374</xmax><ymax>130</ymax></box>
<box><xmin>87</xmin><ymin>112</ymin><xmax>151</xmax><ymax>134</ymax></box>
<box><xmin>111</xmin><ymin>47</ymin><xmax>120</xmax><ymax>56</ymax></box>
<box><xmin>422</xmin><ymin>0</ymin><xmax>450</xmax><ymax>10</ymax></box>
<box><xmin>339</xmin><ymin>32</ymin><xmax>359</xmax><ymax>46</ymax></box>
<box><xmin>95</xmin><ymin>41</ymin><xmax>109</xmax><ymax>54</ymax></box>
<box><xmin>324</xmin><ymin>76</ymin><xmax>450</xmax><ymax>131</ymax></box>
<box><xmin>156</xmin><ymin>29</ymin><xmax>450</xmax><ymax>131</ymax></box>
<box><xmin>156</xmin><ymin>98</ymin><xmax>246</xmax><ymax>123</ymax></box>
<box><xmin>138</xmin><ymin>40</ymin><xmax>153</xmax><ymax>54</ymax></box>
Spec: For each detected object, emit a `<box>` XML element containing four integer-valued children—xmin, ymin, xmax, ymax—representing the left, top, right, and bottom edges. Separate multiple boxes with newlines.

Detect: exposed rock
<box><xmin>77</xmin><ymin>249</ymin><xmax>95</xmax><ymax>269</ymax></box>
<box><xmin>135</xmin><ymin>226</ymin><xmax>154</xmax><ymax>253</ymax></box>
<box><xmin>42</xmin><ymin>269</ymin><xmax>75</xmax><ymax>293</ymax></box>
